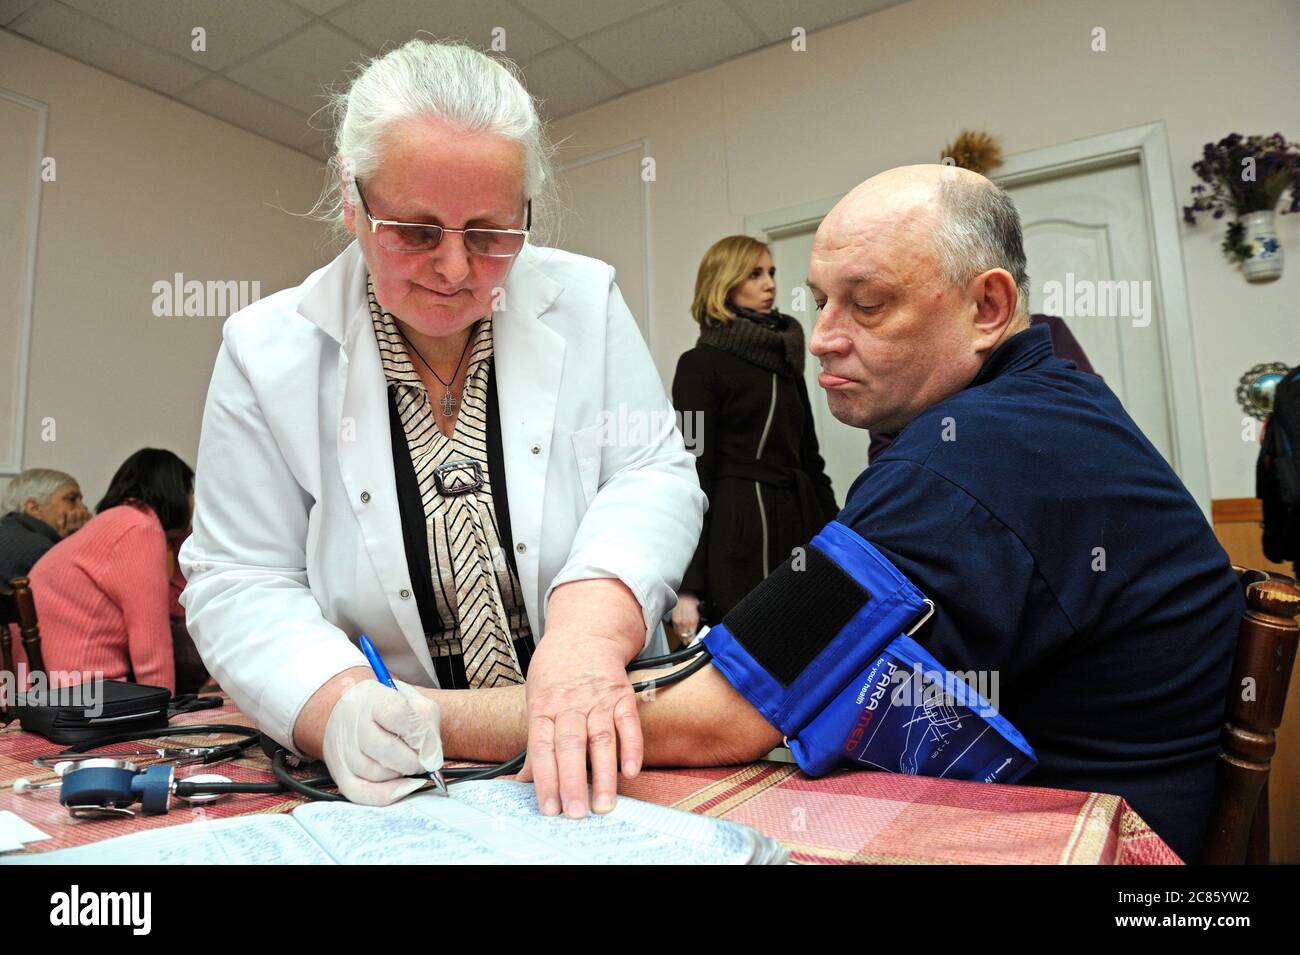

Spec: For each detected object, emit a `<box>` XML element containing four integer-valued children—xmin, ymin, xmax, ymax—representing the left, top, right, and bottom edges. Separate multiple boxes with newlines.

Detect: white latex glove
<box><xmin>322</xmin><ymin>678</ymin><xmax>444</xmax><ymax>806</ymax></box>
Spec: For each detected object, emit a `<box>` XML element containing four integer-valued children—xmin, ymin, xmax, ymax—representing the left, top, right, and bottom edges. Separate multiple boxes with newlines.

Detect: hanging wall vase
<box><xmin>1240</xmin><ymin>210</ymin><xmax>1284</xmax><ymax>282</ymax></box>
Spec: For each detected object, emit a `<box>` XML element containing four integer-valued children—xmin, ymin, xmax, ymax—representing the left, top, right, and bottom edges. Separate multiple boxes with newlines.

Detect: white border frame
<box><xmin>0</xmin><ymin>87</ymin><xmax>47</xmax><ymax>478</ymax></box>
<box><xmin>744</xmin><ymin>121</ymin><xmax>1211</xmax><ymax>515</ymax></box>
<box><xmin>558</xmin><ymin>140</ymin><xmax>656</xmax><ymax>356</ymax></box>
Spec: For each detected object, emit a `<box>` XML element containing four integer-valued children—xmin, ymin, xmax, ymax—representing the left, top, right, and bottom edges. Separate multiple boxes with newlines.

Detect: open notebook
<box><xmin>4</xmin><ymin>780</ymin><xmax>789</xmax><ymax>864</ymax></box>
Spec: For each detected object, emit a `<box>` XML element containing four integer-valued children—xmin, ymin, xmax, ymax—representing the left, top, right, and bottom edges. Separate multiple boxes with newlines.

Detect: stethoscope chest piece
<box><xmin>175</xmin><ymin>773</ymin><xmax>233</xmax><ymax>805</ymax></box>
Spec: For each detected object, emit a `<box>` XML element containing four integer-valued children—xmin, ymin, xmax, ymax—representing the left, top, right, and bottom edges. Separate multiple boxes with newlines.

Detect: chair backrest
<box><xmin>0</xmin><ymin>576</ymin><xmax>45</xmax><ymax>723</ymax></box>
<box><xmin>1202</xmin><ymin>570</ymin><xmax>1300</xmax><ymax>864</ymax></box>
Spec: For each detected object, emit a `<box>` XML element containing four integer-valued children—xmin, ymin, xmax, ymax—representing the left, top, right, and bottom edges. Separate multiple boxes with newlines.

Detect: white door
<box><xmin>770</xmin><ymin>225</ymin><xmax>864</xmax><ymax>503</ymax></box>
<box><xmin>1002</xmin><ymin>158</ymin><xmax>1175</xmax><ymax>463</ymax></box>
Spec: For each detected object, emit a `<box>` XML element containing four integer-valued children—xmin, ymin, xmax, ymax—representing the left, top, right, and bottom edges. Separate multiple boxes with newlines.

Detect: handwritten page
<box><xmin>1</xmin><ymin>813</ymin><xmax>334</xmax><ymax>865</ymax></box>
<box><xmin>4</xmin><ymin>781</ymin><xmax>788</xmax><ymax>865</ymax></box>
<box><xmin>294</xmin><ymin>793</ymin><xmax>575</xmax><ymax>864</ymax></box>
<box><xmin>296</xmin><ymin>781</ymin><xmax>781</xmax><ymax>864</ymax></box>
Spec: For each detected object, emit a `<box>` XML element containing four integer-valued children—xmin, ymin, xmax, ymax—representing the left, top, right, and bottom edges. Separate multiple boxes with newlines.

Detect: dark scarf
<box><xmin>697</xmin><ymin>305</ymin><xmax>806</xmax><ymax>377</ymax></box>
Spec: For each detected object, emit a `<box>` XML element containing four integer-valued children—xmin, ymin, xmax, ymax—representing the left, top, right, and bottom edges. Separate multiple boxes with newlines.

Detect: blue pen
<box><xmin>359</xmin><ymin>633</ymin><xmax>449</xmax><ymax>796</ymax></box>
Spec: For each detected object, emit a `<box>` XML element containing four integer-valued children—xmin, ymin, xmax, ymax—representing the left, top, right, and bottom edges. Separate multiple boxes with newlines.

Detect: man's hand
<box><xmin>671</xmin><ymin>591</ymin><xmax>700</xmax><ymax>643</ymax></box>
<box><xmin>522</xmin><ymin>579</ymin><xmax>645</xmax><ymax>818</ymax></box>
<box><xmin>58</xmin><ymin>506</ymin><xmax>89</xmax><ymax>537</ymax></box>
<box><xmin>322</xmin><ymin>678</ymin><xmax>444</xmax><ymax>806</ymax></box>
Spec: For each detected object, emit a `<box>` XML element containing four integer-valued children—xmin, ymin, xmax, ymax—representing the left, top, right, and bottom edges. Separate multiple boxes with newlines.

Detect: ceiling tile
<box><xmin>14</xmin><ymin>1</ymin><xmax>208</xmax><ymax>95</ymax></box>
<box><xmin>329</xmin><ymin>0</ymin><xmax>563</xmax><ymax>62</ymax></box>
<box><xmin>224</xmin><ymin>22</ymin><xmax>371</xmax><ymax>117</ymax></box>
<box><xmin>59</xmin><ymin>0</ymin><xmax>310</xmax><ymax>71</ymax></box>
<box><xmin>735</xmin><ymin>0</ymin><xmax>906</xmax><ymax>43</ymax></box>
<box><xmin>514</xmin><ymin>0</ymin><xmax>670</xmax><ymax>40</ymax></box>
<box><xmin>578</xmin><ymin>0</ymin><xmax>759</xmax><ymax>89</ymax></box>
<box><xmin>0</xmin><ymin>0</ymin><xmax>43</xmax><ymax>29</ymax></box>
<box><xmin>286</xmin><ymin>0</ymin><xmax>351</xmax><ymax>14</ymax></box>
<box><xmin>180</xmin><ymin>74</ymin><xmax>328</xmax><ymax>158</ymax></box>
<box><xmin>522</xmin><ymin>45</ymin><xmax>625</xmax><ymax>119</ymax></box>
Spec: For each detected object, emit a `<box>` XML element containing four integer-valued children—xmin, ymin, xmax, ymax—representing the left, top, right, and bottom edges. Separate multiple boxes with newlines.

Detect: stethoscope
<box><xmin>15</xmin><ymin>641</ymin><xmax>713</xmax><ymax>818</ymax></box>
<box><xmin>13</xmin><ymin>724</ymin><xmax>300</xmax><ymax>819</ymax></box>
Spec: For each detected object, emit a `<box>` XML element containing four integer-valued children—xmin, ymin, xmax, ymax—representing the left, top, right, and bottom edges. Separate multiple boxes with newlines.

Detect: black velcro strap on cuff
<box><xmin>721</xmin><ymin>546</ymin><xmax>871</xmax><ymax>687</ymax></box>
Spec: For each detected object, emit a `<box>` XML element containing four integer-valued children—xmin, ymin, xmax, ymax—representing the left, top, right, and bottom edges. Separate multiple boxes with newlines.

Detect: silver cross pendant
<box><xmin>439</xmin><ymin>391</ymin><xmax>457</xmax><ymax>416</ymax></box>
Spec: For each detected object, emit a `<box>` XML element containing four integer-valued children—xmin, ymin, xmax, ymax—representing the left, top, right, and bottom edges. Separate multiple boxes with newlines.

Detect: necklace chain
<box><xmin>396</xmin><ymin>322</ymin><xmax>477</xmax><ymax>417</ymax></box>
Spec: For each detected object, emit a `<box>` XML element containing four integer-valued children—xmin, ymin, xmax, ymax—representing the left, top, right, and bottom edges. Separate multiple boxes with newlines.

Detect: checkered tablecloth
<box><xmin>0</xmin><ymin>698</ymin><xmax>1180</xmax><ymax>864</ymax></box>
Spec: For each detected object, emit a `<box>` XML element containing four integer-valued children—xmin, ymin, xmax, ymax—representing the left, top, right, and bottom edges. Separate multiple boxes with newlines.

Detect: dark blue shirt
<box><xmin>839</xmin><ymin>324</ymin><xmax>1241</xmax><ymax>862</ymax></box>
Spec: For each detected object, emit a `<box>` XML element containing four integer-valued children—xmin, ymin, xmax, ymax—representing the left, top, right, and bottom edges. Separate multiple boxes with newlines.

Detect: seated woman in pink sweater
<box><xmin>30</xmin><ymin>448</ymin><xmax>194</xmax><ymax>694</ymax></box>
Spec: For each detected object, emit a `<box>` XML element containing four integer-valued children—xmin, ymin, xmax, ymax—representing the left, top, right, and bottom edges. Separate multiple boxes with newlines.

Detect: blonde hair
<box><xmin>690</xmin><ymin>235</ymin><xmax>770</xmax><ymax>326</ymax></box>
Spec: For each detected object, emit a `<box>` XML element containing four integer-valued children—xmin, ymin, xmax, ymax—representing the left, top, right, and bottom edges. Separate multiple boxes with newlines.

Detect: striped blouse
<box><xmin>368</xmin><ymin>281</ymin><xmax>532</xmax><ymax>689</ymax></box>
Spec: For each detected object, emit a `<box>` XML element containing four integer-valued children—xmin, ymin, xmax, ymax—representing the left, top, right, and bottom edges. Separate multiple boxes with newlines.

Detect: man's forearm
<box><xmin>426</xmin><ymin>684</ymin><xmax>529</xmax><ymax>762</ymax></box>
<box><xmin>427</xmin><ymin>662</ymin><xmax>781</xmax><ymax>767</ymax></box>
<box><xmin>635</xmin><ymin>663</ymin><xmax>782</xmax><ymax>765</ymax></box>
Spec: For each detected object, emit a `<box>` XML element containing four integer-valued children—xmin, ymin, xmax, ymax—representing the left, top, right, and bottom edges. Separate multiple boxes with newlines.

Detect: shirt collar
<box><xmin>3</xmin><ymin>511</ymin><xmax>61</xmax><ymax>544</ymax></box>
<box><xmin>367</xmin><ymin>279</ymin><xmax>423</xmax><ymax>388</ymax></box>
<box><xmin>966</xmin><ymin>323</ymin><xmax>1054</xmax><ymax>390</ymax></box>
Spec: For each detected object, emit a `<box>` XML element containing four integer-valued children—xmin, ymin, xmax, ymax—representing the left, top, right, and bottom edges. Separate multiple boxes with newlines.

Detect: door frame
<box><xmin>0</xmin><ymin>86</ymin><xmax>47</xmax><ymax>477</ymax></box>
<box><xmin>744</xmin><ymin>121</ymin><xmax>1211</xmax><ymax>515</ymax></box>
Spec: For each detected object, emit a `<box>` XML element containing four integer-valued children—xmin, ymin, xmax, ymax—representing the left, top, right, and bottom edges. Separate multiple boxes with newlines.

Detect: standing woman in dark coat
<box><xmin>671</xmin><ymin>235</ymin><xmax>838</xmax><ymax>640</ymax></box>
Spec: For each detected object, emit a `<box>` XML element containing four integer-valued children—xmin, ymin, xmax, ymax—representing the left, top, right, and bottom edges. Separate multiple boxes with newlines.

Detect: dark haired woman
<box><xmin>30</xmin><ymin>448</ymin><xmax>194</xmax><ymax>693</ymax></box>
<box><xmin>671</xmin><ymin>236</ymin><xmax>837</xmax><ymax>642</ymax></box>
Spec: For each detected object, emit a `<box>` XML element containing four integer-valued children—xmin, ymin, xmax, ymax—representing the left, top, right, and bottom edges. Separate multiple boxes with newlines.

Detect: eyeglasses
<box><xmin>354</xmin><ymin>181</ymin><xmax>530</xmax><ymax>257</ymax></box>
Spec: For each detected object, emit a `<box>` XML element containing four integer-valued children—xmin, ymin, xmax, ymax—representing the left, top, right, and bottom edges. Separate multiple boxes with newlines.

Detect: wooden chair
<box><xmin>1202</xmin><ymin>569</ymin><xmax>1300</xmax><ymax>864</ymax></box>
<box><xmin>0</xmin><ymin>576</ymin><xmax>45</xmax><ymax>724</ymax></box>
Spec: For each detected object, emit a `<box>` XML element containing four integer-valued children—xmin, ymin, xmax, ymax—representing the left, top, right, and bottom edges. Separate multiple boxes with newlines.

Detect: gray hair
<box><xmin>933</xmin><ymin>177</ymin><xmax>1030</xmax><ymax>313</ymax></box>
<box><xmin>2</xmin><ymin>468</ymin><xmax>77</xmax><ymax>515</ymax></box>
<box><xmin>311</xmin><ymin>39</ymin><xmax>559</xmax><ymax>248</ymax></box>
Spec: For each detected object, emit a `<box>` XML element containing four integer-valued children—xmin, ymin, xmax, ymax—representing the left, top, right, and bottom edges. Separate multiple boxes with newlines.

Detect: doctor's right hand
<box><xmin>322</xmin><ymin>678</ymin><xmax>444</xmax><ymax>806</ymax></box>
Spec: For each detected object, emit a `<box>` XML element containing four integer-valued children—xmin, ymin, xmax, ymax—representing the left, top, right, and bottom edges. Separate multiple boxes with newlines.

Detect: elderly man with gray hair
<box><xmin>0</xmin><ymin>468</ymin><xmax>89</xmax><ymax>582</ymax></box>
<box><xmin>427</xmin><ymin>164</ymin><xmax>1243</xmax><ymax>863</ymax></box>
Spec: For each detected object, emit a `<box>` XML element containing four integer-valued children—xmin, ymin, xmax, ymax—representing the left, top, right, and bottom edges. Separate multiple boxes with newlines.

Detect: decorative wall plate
<box><xmin>1237</xmin><ymin>362</ymin><xmax>1292</xmax><ymax>419</ymax></box>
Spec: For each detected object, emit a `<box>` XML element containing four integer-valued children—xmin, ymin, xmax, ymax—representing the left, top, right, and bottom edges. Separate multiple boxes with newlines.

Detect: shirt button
<box><xmin>400</xmin><ymin>589</ymin><xmax>411</xmax><ymax>599</ymax></box>
<box><xmin>530</xmin><ymin>444</ymin><xmax>541</xmax><ymax>455</ymax></box>
<box><xmin>360</xmin><ymin>491</ymin><xmax>371</xmax><ymax>503</ymax></box>
<box><xmin>516</xmin><ymin>543</ymin><xmax>527</xmax><ymax>554</ymax></box>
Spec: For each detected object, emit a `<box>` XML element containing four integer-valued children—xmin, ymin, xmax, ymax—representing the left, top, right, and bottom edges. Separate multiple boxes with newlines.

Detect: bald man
<box><xmin>411</xmin><ymin>166</ymin><xmax>1242</xmax><ymax>862</ymax></box>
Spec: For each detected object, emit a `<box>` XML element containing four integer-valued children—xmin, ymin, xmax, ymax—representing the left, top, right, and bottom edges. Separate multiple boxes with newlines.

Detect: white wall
<box><xmin>0</xmin><ymin>29</ymin><xmax>329</xmax><ymax>503</ymax></box>
<box><xmin>546</xmin><ymin>0</ymin><xmax>1300</xmax><ymax>499</ymax></box>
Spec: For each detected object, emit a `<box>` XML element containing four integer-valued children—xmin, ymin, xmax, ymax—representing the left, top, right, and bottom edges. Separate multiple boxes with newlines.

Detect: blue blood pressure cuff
<box><xmin>702</xmin><ymin>521</ymin><xmax>1036</xmax><ymax>783</ymax></box>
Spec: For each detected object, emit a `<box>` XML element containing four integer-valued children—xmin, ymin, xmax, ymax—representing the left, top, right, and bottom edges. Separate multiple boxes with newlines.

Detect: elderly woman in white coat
<box><xmin>180</xmin><ymin>40</ymin><xmax>704</xmax><ymax>818</ymax></box>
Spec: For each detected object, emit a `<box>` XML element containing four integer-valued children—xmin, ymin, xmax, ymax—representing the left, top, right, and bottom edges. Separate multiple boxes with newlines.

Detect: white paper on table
<box><xmin>0</xmin><ymin>810</ymin><xmax>50</xmax><ymax>846</ymax></box>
